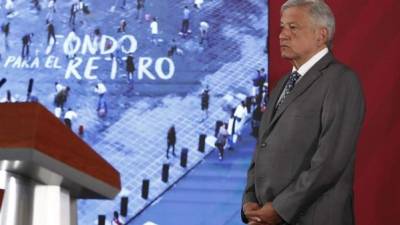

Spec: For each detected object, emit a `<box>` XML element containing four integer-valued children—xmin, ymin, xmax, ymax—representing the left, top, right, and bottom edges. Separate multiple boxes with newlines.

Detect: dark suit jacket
<box><xmin>242</xmin><ymin>52</ymin><xmax>365</xmax><ymax>225</ymax></box>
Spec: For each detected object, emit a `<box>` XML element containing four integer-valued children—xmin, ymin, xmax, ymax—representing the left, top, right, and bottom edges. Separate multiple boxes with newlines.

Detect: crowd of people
<box><xmin>0</xmin><ymin>0</ymin><xmax>217</xmax><ymax>130</ymax></box>
<box><xmin>212</xmin><ymin>67</ymin><xmax>268</xmax><ymax>160</ymax></box>
<box><xmin>165</xmin><ymin>66</ymin><xmax>268</xmax><ymax>161</ymax></box>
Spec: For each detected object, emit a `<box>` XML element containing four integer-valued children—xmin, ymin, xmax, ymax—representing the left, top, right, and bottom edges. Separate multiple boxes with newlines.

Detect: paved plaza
<box><xmin>0</xmin><ymin>0</ymin><xmax>267</xmax><ymax>224</ymax></box>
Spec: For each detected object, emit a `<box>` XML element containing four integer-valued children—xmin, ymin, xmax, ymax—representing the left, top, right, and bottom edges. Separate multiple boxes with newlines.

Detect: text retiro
<box><xmin>2</xmin><ymin>33</ymin><xmax>175</xmax><ymax>80</ymax></box>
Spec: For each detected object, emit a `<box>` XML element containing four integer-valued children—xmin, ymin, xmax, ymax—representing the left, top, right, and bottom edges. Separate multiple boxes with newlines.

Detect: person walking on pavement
<box><xmin>94</xmin><ymin>82</ymin><xmax>107</xmax><ymax>116</ymax></box>
<box><xmin>120</xmin><ymin>0</ymin><xmax>126</xmax><ymax>9</ymax></box>
<box><xmin>166</xmin><ymin>125</ymin><xmax>177</xmax><ymax>159</ymax></box>
<box><xmin>94</xmin><ymin>82</ymin><xmax>107</xmax><ymax>102</ymax></box>
<box><xmin>194</xmin><ymin>0</ymin><xmax>204</xmax><ymax>9</ymax></box>
<box><xmin>46</xmin><ymin>20</ymin><xmax>56</xmax><ymax>54</ymax></box>
<box><xmin>233</xmin><ymin>101</ymin><xmax>247</xmax><ymax>136</ymax></box>
<box><xmin>1</xmin><ymin>21</ymin><xmax>10</xmax><ymax>50</ymax></box>
<box><xmin>111</xmin><ymin>211</ymin><xmax>123</xmax><ymax>225</ymax></box>
<box><xmin>31</xmin><ymin>0</ymin><xmax>41</xmax><ymax>13</ymax></box>
<box><xmin>46</xmin><ymin>0</ymin><xmax>56</xmax><ymax>21</ymax></box>
<box><xmin>54</xmin><ymin>85</ymin><xmax>70</xmax><ymax>112</ymax></box>
<box><xmin>5</xmin><ymin>0</ymin><xmax>15</xmax><ymax>17</ymax></box>
<box><xmin>69</xmin><ymin>1</ymin><xmax>79</xmax><ymax>28</ymax></box>
<box><xmin>150</xmin><ymin>17</ymin><xmax>159</xmax><ymax>45</ymax></box>
<box><xmin>199</xmin><ymin>21</ymin><xmax>209</xmax><ymax>45</ymax></box>
<box><xmin>21</xmin><ymin>33</ymin><xmax>34</xmax><ymax>59</ymax></box>
<box><xmin>117</xmin><ymin>19</ymin><xmax>127</xmax><ymax>33</ymax></box>
<box><xmin>46</xmin><ymin>20</ymin><xmax>56</xmax><ymax>45</ymax></box>
<box><xmin>64</xmin><ymin>108</ymin><xmax>78</xmax><ymax>129</ymax></box>
<box><xmin>167</xmin><ymin>38</ymin><xmax>177</xmax><ymax>57</ymax></box>
<box><xmin>215</xmin><ymin>123</ymin><xmax>228</xmax><ymax>160</ymax></box>
<box><xmin>126</xmin><ymin>53</ymin><xmax>135</xmax><ymax>83</ymax></box>
<box><xmin>180</xmin><ymin>6</ymin><xmax>190</xmax><ymax>37</ymax></box>
<box><xmin>136</xmin><ymin>0</ymin><xmax>145</xmax><ymax>21</ymax></box>
<box><xmin>200</xmin><ymin>86</ymin><xmax>210</xmax><ymax>120</ymax></box>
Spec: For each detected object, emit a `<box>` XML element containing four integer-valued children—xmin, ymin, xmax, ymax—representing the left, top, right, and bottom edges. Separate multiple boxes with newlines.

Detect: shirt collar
<box><xmin>292</xmin><ymin>47</ymin><xmax>329</xmax><ymax>76</ymax></box>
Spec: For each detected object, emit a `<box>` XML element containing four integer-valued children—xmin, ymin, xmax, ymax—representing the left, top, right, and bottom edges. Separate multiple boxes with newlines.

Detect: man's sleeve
<box><xmin>271</xmin><ymin>70</ymin><xmax>366</xmax><ymax>223</ymax></box>
<box><xmin>241</xmin><ymin>147</ymin><xmax>259</xmax><ymax>223</ymax></box>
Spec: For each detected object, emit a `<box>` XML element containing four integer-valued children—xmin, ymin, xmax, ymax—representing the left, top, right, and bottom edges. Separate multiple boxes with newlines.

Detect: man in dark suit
<box><xmin>242</xmin><ymin>1</ymin><xmax>365</xmax><ymax>225</ymax></box>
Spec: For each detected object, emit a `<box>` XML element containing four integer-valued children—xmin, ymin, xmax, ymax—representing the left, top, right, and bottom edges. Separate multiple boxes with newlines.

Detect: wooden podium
<box><xmin>0</xmin><ymin>103</ymin><xmax>121</xmax><ymax>225</ymax></box>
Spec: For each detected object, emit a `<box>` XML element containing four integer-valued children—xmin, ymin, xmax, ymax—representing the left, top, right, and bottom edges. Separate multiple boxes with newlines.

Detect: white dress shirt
<box><xmin>293</xmin><ymin>47</ymin><xmax>329</xmax><ymax>80</ymax></box>
<box><xmin>277</xmin><ymin>48</ymin><xmax>329</xmax><ymax>104</ymax></box>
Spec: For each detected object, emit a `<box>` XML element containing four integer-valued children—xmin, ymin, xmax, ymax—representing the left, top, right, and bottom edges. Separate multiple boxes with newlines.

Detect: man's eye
<box><xmin>290</xmin><ymin>26</ymin><xmax>297</xmax><ymax>30</ymax></box>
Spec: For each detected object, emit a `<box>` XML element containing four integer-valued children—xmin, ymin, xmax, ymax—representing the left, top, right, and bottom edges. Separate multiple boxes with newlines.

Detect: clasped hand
<box><xmin>243</xmin><ymin>202</ymin><xmax>282</xmax><ymax>225</ymax></box>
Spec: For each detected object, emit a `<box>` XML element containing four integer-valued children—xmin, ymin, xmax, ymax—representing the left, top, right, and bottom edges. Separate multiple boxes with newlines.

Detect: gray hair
<box><xmin>281</xmin><ymin>0</ymin><xmax>335</xmax><ymax>48</ymax></box>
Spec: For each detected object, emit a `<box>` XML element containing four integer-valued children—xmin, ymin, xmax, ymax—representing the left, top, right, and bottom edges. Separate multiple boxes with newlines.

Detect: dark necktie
<box><xmin>275</xmin><ymin>71</ymin><xmax>301</xmax><ymax>109</ymax></box>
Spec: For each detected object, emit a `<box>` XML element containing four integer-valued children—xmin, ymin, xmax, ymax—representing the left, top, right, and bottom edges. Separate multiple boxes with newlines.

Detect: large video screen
<box><xmin>0</xmin><ymin>0</ymin><xmax>267</xmax><ymax>224</ymax></box>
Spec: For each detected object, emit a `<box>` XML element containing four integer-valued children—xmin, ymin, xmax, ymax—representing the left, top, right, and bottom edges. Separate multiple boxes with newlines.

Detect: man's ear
<box><xmin>317</xmin><ymin>27</ymin><xmax>329</xmax><ymax>46</ymax></box>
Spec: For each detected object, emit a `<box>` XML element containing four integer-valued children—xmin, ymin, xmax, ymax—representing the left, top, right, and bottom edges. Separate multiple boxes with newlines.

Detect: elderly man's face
<box><xmin>279</xmin><ymin>6</ymin><xmax>324</xmax><ymax>67</ymax></box>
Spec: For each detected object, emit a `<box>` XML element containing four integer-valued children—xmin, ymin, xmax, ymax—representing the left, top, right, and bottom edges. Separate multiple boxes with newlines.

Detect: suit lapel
<box><xmin>258</xmin><ymin>74</ymin><xmax>289</xmax><ymax>140</ymax></box>
<box><xmin>265</xmin><ymin>74</ymin><xmax>290</xmax><ymax>124</ymax></box>
<box><xmin>260</xmin><ymin>52</ymin><xmax>335</xmax><ymax>140</ymax></box>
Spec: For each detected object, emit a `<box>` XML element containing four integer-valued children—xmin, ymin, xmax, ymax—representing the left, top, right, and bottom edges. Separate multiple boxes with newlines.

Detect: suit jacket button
<box><xmin>260</xmin><ymin>143</ymin><xmax>267</xmax><ymax>148</ymax></box>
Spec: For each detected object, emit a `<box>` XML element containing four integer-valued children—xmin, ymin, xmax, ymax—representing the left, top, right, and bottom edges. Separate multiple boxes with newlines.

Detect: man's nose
<box><xmin>279</xmin><ymin>27</ymin><xmax>289</xmax><ymax>40</ymax></box>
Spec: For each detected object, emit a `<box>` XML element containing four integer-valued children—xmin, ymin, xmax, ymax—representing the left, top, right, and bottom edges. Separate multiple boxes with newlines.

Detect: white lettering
<box><xmin>81</xmin><ymin>34</ymin><xmax>98</xmax><ymax>55</ymax></box>
<box><xmin>45</xmin><ymin>56</ymin><xmax>54</xmax><ymax>68</ymax></box>
<box><xmin>30</xmin><ymin>57</ymin><xmax>40</xmax><ymax>68</ymax></box>
<box><xmin>12</xmin><ymin>57</ymin><xmax>23</xmax><ymax>68</ymax></box>
<box><xmin>84</xmin><ymin>57</ymin><xmax>101</xmax><ymax>80</ymax></box>
<box><xmin>155</xmin><ymin>57</ymin><xmax>175</xmax><ymax>80</ymax></box>
<box><xmin>65</xmin><ymin>58</ymin><xmax>83</xmax><ymax>80</ymax></box>
<box><xmin>45</xmin><ymin>56</ymin><xmax>62</xmax><ymax>69</ymax></box>
<box><xmin>110</xmin><ymin>57</ymin><xmax>117</xmax><ymax>80</ymax></box>
<box><xmin>138</xmin><ymin>57</ymin><xmax>156</xmax><ymax>80</ymax></box>
<box><xmin>63</xmin><ymin>32</ymin><xmax>81</xmax><ymax>57</ymax></box>
<box><xmin>100</xmin><ymin>35</ymin><xmax>118</xmax><ymax>55</ymax></box>
<box><xmin>120</xmin><ymin>35</ymin><xmax>138</xmax><ymax>54</ymax></box>
<box><xmin>53</xmin><ymin>57</ymin><xmax>62</xmax><ymax>69</ymax></box>
<box><xmin>20</xmin><ymin>59</ymin><xmax>30</xmax><ymax>69</ymax></box>
<box><xmin>4</xmin><ymin>56</ymin><xmax>16</xmax><ymax>68</ymax></box>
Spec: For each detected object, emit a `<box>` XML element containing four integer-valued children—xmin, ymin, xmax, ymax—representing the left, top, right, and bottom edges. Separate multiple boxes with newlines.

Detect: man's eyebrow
<box><xmin>280</xmin><ymin>21</ymin><xmax>299</xmax><ymax>26</ymax></box>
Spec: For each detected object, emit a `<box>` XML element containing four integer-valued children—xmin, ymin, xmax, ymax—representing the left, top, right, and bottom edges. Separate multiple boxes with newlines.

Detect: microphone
<box><xmin>27</xmin><ymin>78</ymin><xmax>34</xmax><ymax>93</ymax></box>
<box><xmin>0</xmin><ymin>78</ymin><xmax>6</xmax><ymax>89</ymax></box>
<box><xmin>26</xmin><ymin>78</ymin><xmax>34</xmax><ymax>102</ymax></box>
<box><xmin>7</xmin><ymin>90</ymin><xmax>11</xmax><ymax>102</ymax></box>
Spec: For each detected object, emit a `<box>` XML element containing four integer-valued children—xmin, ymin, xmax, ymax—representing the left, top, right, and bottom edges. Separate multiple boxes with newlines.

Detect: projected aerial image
<box><xmin>0</xmin><ymin>0</ymin><xmax>267</xmax><ymax>224</ymax></box>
